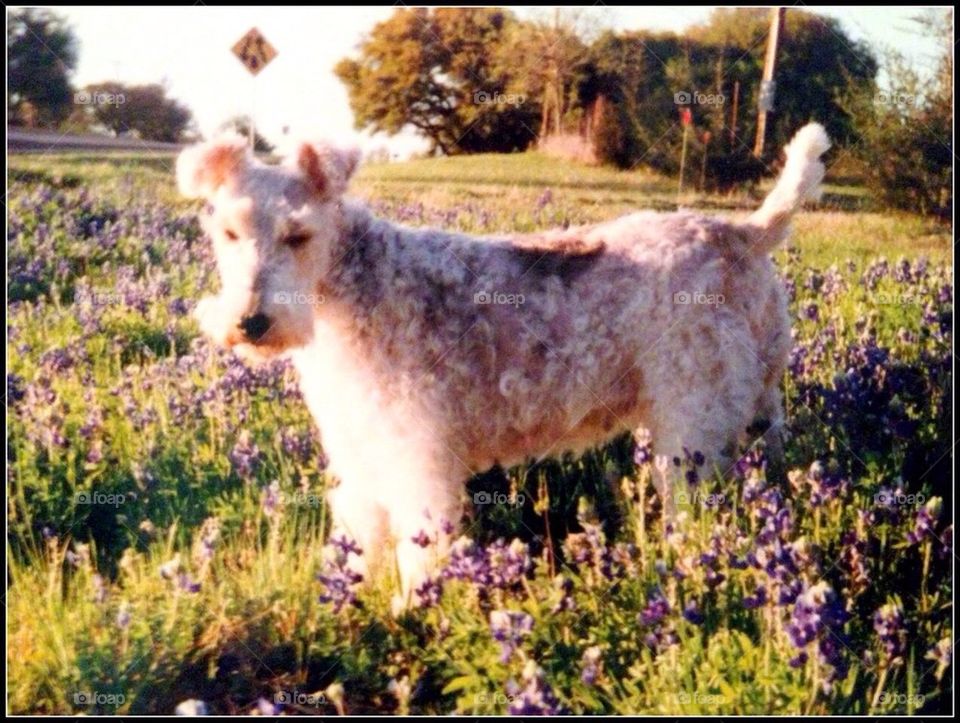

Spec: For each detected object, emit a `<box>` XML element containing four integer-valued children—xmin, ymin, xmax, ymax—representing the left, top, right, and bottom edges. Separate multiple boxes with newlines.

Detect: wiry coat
<box><xmin>180</xmin><ymin>124</ymin><xmax>831</xmax><ymax>606</ymax></box>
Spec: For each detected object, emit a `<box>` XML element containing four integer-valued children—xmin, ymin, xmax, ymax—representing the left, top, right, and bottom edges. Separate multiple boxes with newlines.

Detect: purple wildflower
<box><xmin>580</xmin><ymin>646</ymin><xmax>602</xmax><ymax>685</ymax></box>
<box><xmin>743</xmin><ymin>585</ymin><xmax>768</xmax><ymax>609</ymax></box>
<box><xmin>873</xmin><ymin>601</ymin><xmax>907</xmax><ymax>663</ymax></box>
<box><xmin>682</xmin><ymin>598</ymin><xmax>705</xmax><ymax>625</ymax></box>
<box><xmin>317</xmin><ymin>535</ymin><xmax>364</xmax><ymax>613</ymax></box>
<box><xmin>490</xmin><ymin>610</ymin><xmax>533</xmax><ymax>663</ymax></box>
<box><xmin>228</xmin><ymin>430</ymin><xmax>260</xmax><ymax>479</ymax></box>
<box><xmin>907</xmin><ymin>497</ymin><xmax>942</xmax><ymax>545</ymax></box>
<box><xmin>506</xmin><ymin>661</ymin><xmax>564</xmax><ymax>715</ymax></box>
<box><xmin>414</xmin><ymin>575</ymin><xmax>443</xmax><ymax>608</ymax></box>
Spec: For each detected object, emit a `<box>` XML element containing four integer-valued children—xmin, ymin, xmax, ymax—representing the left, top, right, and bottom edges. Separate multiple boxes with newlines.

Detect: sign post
<box><xmin>678</xmin><ymin>106</ymin><xmax>692</xmax><ymax>197</ymax></box>
<box><xmin>231</xmin><ymin>27</ymin><xmax>278</xmax><ymax>150</ymax></box>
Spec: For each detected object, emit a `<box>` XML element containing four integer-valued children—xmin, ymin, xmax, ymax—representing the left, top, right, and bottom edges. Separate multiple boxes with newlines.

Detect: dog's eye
<box><xmin>224</xmin><ymin>229</ymin><xmax>239</xmax><ymax>241</ymax></box>
<box><xmin>283</xmin><ymin>232</ymin><xmax>311</xmax><ymax>249</ymax></box>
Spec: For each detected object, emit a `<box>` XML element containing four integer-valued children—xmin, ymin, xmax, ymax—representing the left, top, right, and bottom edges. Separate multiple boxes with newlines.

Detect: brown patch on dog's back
<box><xmin>509</xmin><ymin>233</ymin><xmax>606</xmax><ymax>282</ymax></box>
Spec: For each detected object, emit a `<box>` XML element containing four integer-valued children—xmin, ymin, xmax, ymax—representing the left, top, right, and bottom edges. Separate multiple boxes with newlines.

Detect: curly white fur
<box><xmin>179</xmin><ymin>123</ymin><xmax>830</xmax><ymax>606</ymax></box>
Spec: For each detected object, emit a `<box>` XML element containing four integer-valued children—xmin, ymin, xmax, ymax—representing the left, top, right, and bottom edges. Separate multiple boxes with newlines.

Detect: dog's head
<box><xmin>177</xmin><ymin>133</ymin><xmax>360</xmax><ymax>361</ymax></box>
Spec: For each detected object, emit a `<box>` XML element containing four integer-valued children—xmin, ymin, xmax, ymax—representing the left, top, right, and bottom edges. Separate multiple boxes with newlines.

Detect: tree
<box><xmin>219</xmin><ymin>116</ymin><xmax>275</xmax><ymax>153</ymax></box>
<box><xmin>81</xmin><ymin>82</ymin><xmax>194</xmax><ymax>142</ymax></box>
<box><xmin>572</xmin><ymin>9</ymin><xmax>876</xmax><ymax>187</ymax></box>
<box><xmin>503</xmin><ymin>9</ymin><xmax>592</xmax><ymax>139</ymax></box>
<box><xmin>335</xmin><ymin>7</ymin><xmax>538</xmax><ymax>154</ymax></box>
<box><xmin>689</xmin><ymin>8</ymin><xmax>877</xmax><ymax>152</ymax></box>
<box><xmin>8</xmin><ymin>9</ymin><xmax>79</xmax><ymax>127</ymax></box>
<box><xmin>843</xmin><ymin>10</ymin><xmax>952</xmax><ymax>217</ymax></box>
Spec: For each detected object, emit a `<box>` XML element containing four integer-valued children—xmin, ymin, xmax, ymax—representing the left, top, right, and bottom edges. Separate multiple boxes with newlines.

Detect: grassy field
<box><xmin>7</xmin><ymin>150</ymin><xmax>953</xmax><ymax>715</ymax></box>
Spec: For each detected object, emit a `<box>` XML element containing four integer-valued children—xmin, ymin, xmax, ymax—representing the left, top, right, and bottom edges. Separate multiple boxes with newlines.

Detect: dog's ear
<box><xmin>176</xmin><ymin>133</ymin><xmax>249</xmax><ymax>199</ymax></box>
<box><xmin>292</xmin><ymin>142</ymin><xmax>361</xmax><ymax>199</ymax></box>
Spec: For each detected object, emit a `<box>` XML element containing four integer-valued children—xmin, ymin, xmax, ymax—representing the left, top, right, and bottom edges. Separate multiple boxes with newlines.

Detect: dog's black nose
<box><xmin>238</xmin><ymin>313</ymin><xmax>271</xmax><ymax>342</ymax></box>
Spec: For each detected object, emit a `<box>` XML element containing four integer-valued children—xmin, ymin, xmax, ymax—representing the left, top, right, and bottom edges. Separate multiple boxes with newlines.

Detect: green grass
<box><xmin>6</xmin><ymin>149</ymin><xmax>953</xmax><ymax>715</ymax></box>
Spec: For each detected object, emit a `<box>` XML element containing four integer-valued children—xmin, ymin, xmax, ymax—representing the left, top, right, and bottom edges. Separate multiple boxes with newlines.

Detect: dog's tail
<box><xmin>742</xmin><ymin>123</ymin><xmax>831</xmax><ymax>254</ymax></box>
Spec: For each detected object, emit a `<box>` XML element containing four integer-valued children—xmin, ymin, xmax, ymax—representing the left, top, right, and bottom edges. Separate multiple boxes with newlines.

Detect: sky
<box><xmin>36</xmin><ymin>5</ymin><xmax>950</xmax><ymax>158</ymax></box>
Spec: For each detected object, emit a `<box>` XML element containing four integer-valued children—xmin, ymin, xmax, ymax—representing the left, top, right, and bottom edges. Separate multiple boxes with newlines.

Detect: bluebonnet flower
<box><xmin>444</xmin><ymin>536</ymin><xmax>489</xmax><ymax>586</ymax></box>
<box><xmin>414</xmin><ymin>575</ymin><xmax>443</xmax><ymax>608</ymax></box>
<box><xmin>317</xmin><ymin>535</ymin><xmax>364</xmax><ymax>613</ymax></box>
<box><xmin>800</xmin><ymin>302</ymin><xmax>819</xmax><ymax>322</ymax></box>
<box><xmin>192</xmin><ymin>518</ymin><xmax>221</xmax><ymax>569</ymax></box>
<box><xmin>261</xmin><ymin>480</ymin><xmax>282</xmax><ymax>520</ymax></box>
<box><xmin>682</xmin><ymin>598</ymin><xmax>705</xmax><ymax>625</ymax></box>
<box><xmin>329</xmin><ymin>534</ymin><xmax>363</xmax><ymax>557</ymax></box>
<box><xmin>487</xmin><ymin>539</ymin><xmax>532</xmax><ymax>590</ymax></box>
<box><xmin>639</xmin><ymin>587</ymin><xmax>670</xmax><ymax>626</ymax></box>
<box><xmin>785</xmin><ymin>582</ymin><xmax>849</xmax><ymax>688</ymax></box>
<box><xmin>937</xmin><ymin>524</ymin><xmax>952</xmax><ymax>559</ymax></box>
<box><xmin>633</xmin><ymin>427</ymin><xmax>653</xmax><ymax>466</ymax></box>
<box><xmin>411</xmin><ymin>529</ymin><xmax>432</xmax><ymax>548</ymax></box>
<box><xmin>490</xmin><ymin>610</ymin><xmax>533</xmax><ymax>663</ymax></box>
<box><xmin>925</xmin><ymin>637</ymin><xmax>952</xmax><ymax>681</ymax></box>
<box><xmin>550</xmin><ymin>575</ymin><xmax>576</xmax><ymax>614</ymax></box>
<box><xmin>116</xmin><ymin>602</ymin><xmax>132</xmax><ymax>630</ymax></box>
<box><xmin>817</xmin><ymin>635</ymin><xmax>849</xmax><ymax>693</ymax></box>
<box><xmin>673</xmin><ymin>447</ymin><xmax>705</xmax><ymax>486</ymax></box>
<box><xmin>906</xmin><ymin>497</ymin><xmax>942</xmax><ymax>545</ymax></box>
<box><xmin>177</xmin><ymin>572</ymin><xmax>202</xmax><ymax>594</ymax></box>
<box><xmin>228</xmin><ymin>430</ymin><xmax>260</xmax><ymax>479</ymax></box>
<box><xmin>803</xmin><ymin>461</ymin><xmax>846</xmax><ymax>506</ymax></box>
<box><xmin>742</xmin><ymin>585</ymin><xmax>767</xmax><ymax>609</ymax></box>
<box><xmin>580</xmin><ymin>646</ymin><xmax>602</xmax><ymax>685</ymax></box>
<box><xmin>873</xmin><ymin>601</ymin><xmax>906</xmax><ymax>663</ymax></box>
<box><xmin>506</xmin><ymin>661</ymin><xmax>564</xmax><ymax>715</ymax></box>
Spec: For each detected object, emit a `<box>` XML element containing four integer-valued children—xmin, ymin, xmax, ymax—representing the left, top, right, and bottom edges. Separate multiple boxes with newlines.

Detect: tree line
<box><xmin>337</xmin><ymin>7</ymin><xmax>950</xmax><ymax>215</ymax></box>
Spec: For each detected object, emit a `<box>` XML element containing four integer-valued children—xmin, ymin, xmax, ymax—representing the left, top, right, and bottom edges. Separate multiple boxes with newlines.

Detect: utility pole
<box><xmin>729</xmin><ymin>80</ymin><xmax>740</xmax><ymax>148</ymax></box>
<box><xmin>753</xmin><ymin>7</ymin><xmax>785</xmax><ymax>158</ymax></box>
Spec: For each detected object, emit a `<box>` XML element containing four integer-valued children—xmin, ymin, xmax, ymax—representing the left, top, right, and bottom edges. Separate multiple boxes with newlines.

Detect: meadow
<box><xmin>6</xmin><ymin>149</ymin><xmax>953</xmax><ymax>715</ymax></box>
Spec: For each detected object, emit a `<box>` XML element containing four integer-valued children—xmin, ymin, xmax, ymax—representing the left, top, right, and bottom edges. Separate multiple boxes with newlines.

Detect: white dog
<box><xmin>178</xmin><ymin>123</ymin><xmax>830</xmax><ymax>605</ymax></box>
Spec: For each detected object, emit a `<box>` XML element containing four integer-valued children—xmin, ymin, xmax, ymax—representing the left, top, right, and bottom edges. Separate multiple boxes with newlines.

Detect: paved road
<box><xmin>8</xmin><ymin>128</ymin><xmax>184</xmax><ymax>153</ymax></box>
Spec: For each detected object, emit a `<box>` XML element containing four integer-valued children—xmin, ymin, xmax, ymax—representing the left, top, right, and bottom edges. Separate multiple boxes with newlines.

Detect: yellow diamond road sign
<box><xmin>232</xmin><ymin>28</ymin><xmax>277</xmax><ymax>76</ymax></box>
